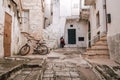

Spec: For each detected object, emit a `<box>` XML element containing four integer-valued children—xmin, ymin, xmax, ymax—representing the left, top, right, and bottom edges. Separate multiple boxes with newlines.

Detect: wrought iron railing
<box><xmin>91</xmin><ymin>31</ymin><xmax>107</xmax><ymax>45</ymax></box>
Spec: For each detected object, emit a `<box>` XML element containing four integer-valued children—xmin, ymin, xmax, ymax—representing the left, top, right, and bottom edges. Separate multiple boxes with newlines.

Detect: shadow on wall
<box><xmin>108</xmin><ymin>33</ymin><xmax>120</xmax><ymax>64</ymax></box>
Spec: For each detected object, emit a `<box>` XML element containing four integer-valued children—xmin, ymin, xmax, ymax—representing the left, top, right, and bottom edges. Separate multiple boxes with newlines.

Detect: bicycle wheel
<box><xmin>37</xmin><ymin>45</ymin><xmax>48</xmax><ymax>55</ymax></box>
<box><xmin>19</xmin><ymin>44</ymin><xmax>30</xmax><ymax>56</ymax></box>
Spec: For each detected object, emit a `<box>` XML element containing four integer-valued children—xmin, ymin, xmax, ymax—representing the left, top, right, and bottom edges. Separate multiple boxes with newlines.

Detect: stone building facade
<box><xmin>43</xmin><ymin>0</ymin><xmax>89</xmax><ymax>48</ymax></box>
<box><xmin>106</xmin><ymin>0</ymin><xmax>120</xmax><ymax>63</ymax></box>
<box><xmin>84</xmin><ymin>0</ymin><xmax>120</xmax><ymax>63</ymax></box>
<box><xmin>0</xmin><ymin>0</ymin><xmax>23</xmax><ymax>57</ymax></box>
<box><xmin>0</xmin><ymin>0</ymin><xmax>45</xmax><ymax>57</ymax></box>
<box><xmin>21</xmin><ymin>0</ymin><xmax>45</xmax><ymax>39</ymax></box>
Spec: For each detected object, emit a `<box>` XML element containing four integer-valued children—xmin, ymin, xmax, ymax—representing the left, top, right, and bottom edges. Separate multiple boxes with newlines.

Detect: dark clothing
<box><xmin>60</xmin><ymin>37</ymin><xmax>65</xmax><ymax>48</ymax></box>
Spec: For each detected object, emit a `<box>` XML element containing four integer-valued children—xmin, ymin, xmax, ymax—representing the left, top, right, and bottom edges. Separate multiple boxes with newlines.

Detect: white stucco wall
<box><xmin>106</xmin><ymin>0</ymin><xmax>120</xmax><ymax>63</ymax></box>
<box><xmin>107</xmin><ymin>0</ymin><xmax>120</xmax><ymax>36</ymax></box>
<box><xmin>44</xmin><ymin>0</ymin><xmax>82</xmax><ymax>48</ymax></box>
<box><xmin>89</xmin><ymin>0</ymin><xmax>106</xmax><ymax>45</ymax></box>
<box><xmin>0</xmin><ymin>0</ymin><xmax>23</xmax><ymax>57</ymax></box>
<box><xmin>65</xmin><ymin>20</ymin><xmax>88</xmax><ymax>47</ymax></box>
<box><xmin>11</xmin><ymin>16</ymin><xmax>22</xmax><ymax>55</ymax></box>
<box><xmin>60</xmin><ymin>0</ymin><xmax>81</xmax><ymax>18</ymax></box>
<box><xmin>0</xmin><ymin>0</ymin><xmax>4</xmax><ymax>57</ymax></box>
<box><xmin>22</xmin><ymin>0</ymin><xmax>44</xmax><ymax>39</ymax></box>
<box><xmin>44</xmin><ymin>0</ymin><xmax>52</xmax><ymax>28</ymax></box>
<box><xmin>44</xmin><ymin>0</ymin><xmax>51</xmax><ymax>18</ymax></box>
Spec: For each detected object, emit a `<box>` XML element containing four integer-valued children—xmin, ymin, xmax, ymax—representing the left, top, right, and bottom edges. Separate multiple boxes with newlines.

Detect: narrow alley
<box><xmin>0</xmin><ymin>0</ymin><xmax>120</xmax><ymax>80</ymax></box>
<box><xmin>0</xmin><ymin>48</ymin><xmax>119</xmax><ymax>80</ymax></box>
<box><xmin>0</xmin><ymin>48</ymin><xmax>99</xmax><ymax>80</ymax></box>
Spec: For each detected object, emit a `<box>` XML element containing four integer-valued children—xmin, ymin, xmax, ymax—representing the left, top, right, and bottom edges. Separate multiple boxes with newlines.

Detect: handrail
<box><xmin>91</xmin><ymin>31</ymin><xmax>107</xmax><ymax>44</ymax></box>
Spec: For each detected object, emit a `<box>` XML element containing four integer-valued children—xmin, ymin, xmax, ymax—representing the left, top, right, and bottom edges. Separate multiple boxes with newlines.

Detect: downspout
<box><xmin>104</xmin><ymin>0</ymin><xmax>108</xmax><ymax>33</ymax></box>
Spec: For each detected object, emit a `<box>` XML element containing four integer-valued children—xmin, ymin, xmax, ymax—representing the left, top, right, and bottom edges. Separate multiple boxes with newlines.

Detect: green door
<box><xmin>68</xmin><ymin>29</ymin><xmax>76</xmax><ymax>44</ymax></box>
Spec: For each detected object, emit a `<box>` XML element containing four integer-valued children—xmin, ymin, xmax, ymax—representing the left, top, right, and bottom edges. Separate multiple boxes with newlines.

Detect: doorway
<box><xmin>68</xmin><ymin>29</ymin><xmax>76</xmax><ymax>44</ymax></box>
<box><xmin>4</xmin><ymin>13</ymin><xmax>12</xmax><ymax>57</ymax></box>
<box><xmin>88</xmin><ymin>22</ymin><xmax>91</xmax><ymax>47</ymax></box>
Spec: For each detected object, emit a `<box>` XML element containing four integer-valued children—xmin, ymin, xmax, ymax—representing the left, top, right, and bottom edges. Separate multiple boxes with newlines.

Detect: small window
<box><xmin>78</xmin><ymin>37</ymin><xmax>84</xmax><ymax>41</ymax></box>
<box><xmin>96</xmin><ymin>11</ymin><xmax>100</xmax><ymax>28</ymax></box>
<box><xmin>70</xmin><ymin>25</ymin><xmax>73</xmax><ymax>27</ymax></box>
<box><xmin>8</xmin><ymin>4</ymin><xmax>11</xmax><ymax>9</ymax></box>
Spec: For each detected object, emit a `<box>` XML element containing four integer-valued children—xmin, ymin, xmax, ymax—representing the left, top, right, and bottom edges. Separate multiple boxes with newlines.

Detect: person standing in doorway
<box><xmin>60</xmin><ymin>37</ymin><xmax>65</xmax><ymax>48</ymax></box>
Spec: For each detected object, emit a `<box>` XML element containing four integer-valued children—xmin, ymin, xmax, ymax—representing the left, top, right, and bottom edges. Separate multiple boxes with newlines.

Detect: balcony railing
<box><xmin>80</xmin><ymin>9</ymin><xmax>90</xmax><ymax>20</ymax></box>
<box><xmin>85</xmin><ymin>0</ymin><xmax>96</xmax><ymax>5</ymax></box>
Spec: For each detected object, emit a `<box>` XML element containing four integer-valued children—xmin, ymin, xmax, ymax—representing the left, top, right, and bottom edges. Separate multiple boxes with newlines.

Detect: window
<box><xmin>96</xmin><ymin>11</ymin><xmax>100</xmax><ymax>28</ymax></box>
<box><xmin>78</xmin><ymin>37</ymin><xmax>84</xmax><ymax>41</ymax></box>
<box><xmin>70</xmin><ymin>25</ymin><xmax>73</xmax><ymax>27</ymax></box>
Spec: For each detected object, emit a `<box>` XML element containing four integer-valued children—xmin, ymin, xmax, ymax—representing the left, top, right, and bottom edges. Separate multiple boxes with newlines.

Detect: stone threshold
<box><xmin>0</xmin><ymin>59</ymin><xmax>46</xmax><ymax>80</ymax></box>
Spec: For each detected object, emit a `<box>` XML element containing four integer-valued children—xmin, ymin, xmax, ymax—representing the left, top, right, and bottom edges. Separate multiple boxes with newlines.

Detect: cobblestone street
<box><xmin>0</xmin><ymin>48</ymin><xmax>120</xmax><ymax>80</ymax></box>
<box><xmin>42</xmin><ymin>48</ymin><xmax>99</xmax><ymax>80</ymax></box>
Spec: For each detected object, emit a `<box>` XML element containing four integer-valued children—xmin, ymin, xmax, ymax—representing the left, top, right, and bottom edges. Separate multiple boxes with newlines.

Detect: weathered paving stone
<box><xmin>46</xmin><ymin>63</ymin><xmax>54</xmax><ymax>70</ymax></box>
<box><xmin>55</xmin><ymin>76</ymin><xmax>72</xmax><ymax>80</ymax></box>
<box><xmin>43</xmin><ymin>73</ymin><xmax>54</xmax><ymax>78</ymax></box>
<box><xmin>25</xmin><ymin>70</ymin><xmax>40</xmax><ymax>80</ymax></box>
<box><xmin>72</xmin><ymin>78</ymin><xmax>81</xmax><ymax>80</ymax></box>
<box><xmin>53</xmin><ymin>67</ymin><xmax>62</xmax><ymax>72</ymax></box>
<box><xmin>54</xmin><ymin>62</ymin><xmax>65</xmax><ymax>67</ymax></box>
<box><xmin>69</xmin><ymin>68</ymin><xmax>78</xmax><ymax>72</ymax></box>
<box><xmin>55</xmin><ymin>71</ymin><xmax>70</xmax><ymax>77</ymax></box>
<box><xmin>22</xmin><ymin>68</ymin><xmax>32</xmax><ymax>71</ymax></box>
<box><xmin>21</xmin><ymin>70</ymin><xmax>31</xmax><ymax>74</ymax></box>
<box><xmin>70</xmin><ymin>72</ymin><xmax>79</xmax><ymax>78</ymax></box>
<box><xmin>13</xmin><ymin>74</ymin><xmax>28</xmax><ymax>80</ymax></box>
<box><xmin>61</xmin><ymin>67</ymin><xmax>70</xmax><ymax>72</ymax></box>
<box><xmin>32</xmin><ymin>68</ymin><xmax>42</xmax><ymax>71</ymax></box>
<box><xmin>65</xmin><ymin>63</ymin><xmax>76</xmax><ymax>68</ymax></box>
<box><xmin>42</xmin><ymin>77</ymin><xmax>54</xmax><ymax>80</ymax></box>
<box><xmin>44</xmin><ymin>70</ymin><xmax>54</xmax><ymax>74</ymax></box>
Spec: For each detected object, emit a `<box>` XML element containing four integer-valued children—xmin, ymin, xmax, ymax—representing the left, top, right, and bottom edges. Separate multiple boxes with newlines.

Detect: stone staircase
<box><xmin>83</xmin><ymin>35</ymin><xmax>109</xmax><ymax>59</ymax></box>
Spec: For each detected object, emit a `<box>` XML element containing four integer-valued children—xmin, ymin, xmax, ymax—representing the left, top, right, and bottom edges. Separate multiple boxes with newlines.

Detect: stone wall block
<box><xmin>108</xmin><ymin>33</ymin><xmax>120</xmax><ymax>63</ymax></box>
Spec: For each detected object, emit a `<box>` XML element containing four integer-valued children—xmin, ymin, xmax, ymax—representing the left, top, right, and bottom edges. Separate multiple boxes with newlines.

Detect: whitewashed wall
<box><xmin>65</xmin><ymin>20</ymin><xmax>88</xmax><ymax>47</ymax></box>
<box><xmin>107</xmin><ymin>0</ymin><xmax>120</xmax><ymax>36</ymax></box>
<box><xmin>0</xmin><ymin>0</ymin><xmax>23</xmax><ymax>57</ymax></box>
<box><xmin>107</xmin><ymin>0</ymin><xmax>120</xmax><ymax>63</ymax></box>
<box><xmin>22</xmin><ymin>0</ymin><xmax>44</xmax><ymax>39</ymax></box>
<box><xmin>89</xmin><ymin>0</ymin><xmax>106</xmax><ymax>45</ymax></box>
<box><xmin>44</xmin><ymin>0</ymin><xmax>83</xmax><ymax>47</ymax></box>
<box><xmin>0</xmin><ymin>0</ymin><xmax>4</xmax><ymax>57</ymax></box>
<box><xmin>60</xmin><ymin>0</ymin><xmax>81</xmax><ymax>18</ymax></box>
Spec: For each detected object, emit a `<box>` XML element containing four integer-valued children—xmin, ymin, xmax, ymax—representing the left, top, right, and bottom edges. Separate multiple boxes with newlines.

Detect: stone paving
<box><xmin>7</xmin><ymin>59</ymin><xmax>46</xmax><ymax>80</ymax></box>
<box><xmin>43</xmin><ymin>62</ymin><xmax>82</xmax><ymax>80</ymax></box>
<box><xmin>0</xmin><ymin>48</ymin><xmax>120</xmax><ymax>80</ymax></box>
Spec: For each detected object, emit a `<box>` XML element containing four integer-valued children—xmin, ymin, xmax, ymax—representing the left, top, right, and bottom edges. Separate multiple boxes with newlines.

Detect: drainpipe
<box><xmin>104</xmin><ymin>0</ymin><xmax>108</xmax><ymax>33</ymax></box>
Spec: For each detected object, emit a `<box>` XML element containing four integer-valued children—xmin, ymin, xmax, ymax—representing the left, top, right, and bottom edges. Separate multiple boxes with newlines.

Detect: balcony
<box><xmin>80</xmin><ymin>9</ymin><xmax>90</xmax><ymax>20</ymax></box>
<box><xmin>85</xmin><ymin>0</ymin><xmax>96</xmax><ymax>5</ymax></box>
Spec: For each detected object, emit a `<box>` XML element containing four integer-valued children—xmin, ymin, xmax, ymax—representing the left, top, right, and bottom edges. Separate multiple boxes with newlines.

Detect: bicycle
<box><xmin>18</xmin><ymin>33</ymin><xmax>48</xmax><ymax>56</ymax></box>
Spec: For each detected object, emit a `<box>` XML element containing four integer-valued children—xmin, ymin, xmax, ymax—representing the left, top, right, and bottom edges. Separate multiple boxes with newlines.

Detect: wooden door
<box><xmin>4</xmin><ymin>13</ymin><xmax>12</xmax><ymax>57</ymax></box>
<box><xmin>68</xmin><ymin>29</ymin><xmax>76</xmax><ymax>44</ymax></box>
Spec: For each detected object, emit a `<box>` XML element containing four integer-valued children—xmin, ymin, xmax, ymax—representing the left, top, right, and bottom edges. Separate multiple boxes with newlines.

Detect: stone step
<box><xmin>87</xmin><ymin>48</ymin><xmax>108</xmax><ymax>51</ymax></box>
<box><xmin>95</xmin><ymin>65</ymin><xmax>120</xmax><ymax>80</ymax></box>
<box><xmin>95</xmin><ymin>40</ymin><xmax>107</xmax><ymax>44</ymax></box>
<box><xmin>100</xmin><ymin>36</ymin><xmax>107</xmax><ymax>40</ymax></box>
<box><xmin>84</xmin><ymin>51</ymin><xmax>108</xmax><ymax>55</ymax></box>
<box><xmin>91</xmin><ymin>45</ymin><xmax>108</xmax><ymax>49</ymax></box>
<box><xmin>85</xmin><ymin>50</ymin><xmax>109</xmax><ymax>55</ymax></box>
<box><xmin>95</xmin><ymin>43</ymin><xmax>108</xmax><ymax>46</ymax></box>
<box><xmin>83</xmin><ymin>54</ymin><xmax>109</xmax><ymax>59</ymax></box>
